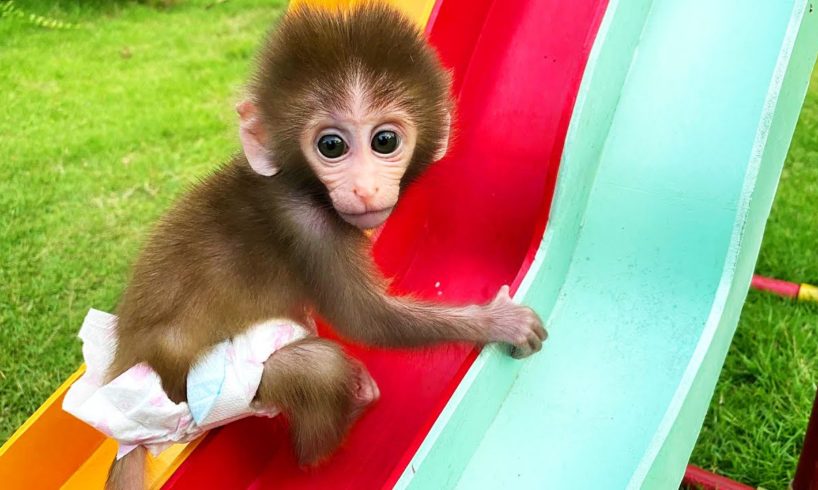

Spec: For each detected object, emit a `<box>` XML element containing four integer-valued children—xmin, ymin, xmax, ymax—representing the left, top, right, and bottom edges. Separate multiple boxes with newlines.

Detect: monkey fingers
<box><xmin>510</xmin><ymin>326</ymin><xmax>546</xmax><ymax>359</ymax></box>
<box><xmin>486</xmin><ymin>286</ymin><xmax>548</xmax><ymax>359</ymax></box>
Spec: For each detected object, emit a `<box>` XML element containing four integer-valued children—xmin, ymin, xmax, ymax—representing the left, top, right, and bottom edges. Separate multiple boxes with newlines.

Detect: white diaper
<box><xmin>62</xmin><ymin>309</ymin><xmax>308</xmax><ymax>458</ymax></box>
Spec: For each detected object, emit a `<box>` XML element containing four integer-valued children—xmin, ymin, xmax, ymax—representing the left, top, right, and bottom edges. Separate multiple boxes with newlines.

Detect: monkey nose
<box><xmin>353</xmin><ymin>185</ymin><xmax>380</xmax><ymax>202</ymax></box>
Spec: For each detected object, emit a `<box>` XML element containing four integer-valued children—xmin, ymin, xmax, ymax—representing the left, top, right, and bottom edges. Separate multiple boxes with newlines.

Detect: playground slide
<box><xmin>1</xmin><ymin>0</ymin><xmax>815</xmax><ymax>488</ymax></box>
<box><xmin>399</xmin><ymin>0</ymin><xmax>818</xmax><ymax>488</ymax></box>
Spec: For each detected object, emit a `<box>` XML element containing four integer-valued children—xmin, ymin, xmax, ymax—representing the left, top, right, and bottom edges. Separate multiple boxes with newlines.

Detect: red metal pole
<box><xmin>793</xmin><ymin>388</ymin><xmax>818</xmax><ymax>490</ymax></box>
<box><xmin>683</xmin><ymin>465</ymin><xmax>754</xmax><ymax>490</ymax></box>
<box><xmin>751</xmin><ymin>274</ymin><xmax>801</xmax><ymax>299</ymax></box>
<box><xmin>751</xmin><ymin>274</ymin><xmax>818</xmax><ymax>303</ymax></box>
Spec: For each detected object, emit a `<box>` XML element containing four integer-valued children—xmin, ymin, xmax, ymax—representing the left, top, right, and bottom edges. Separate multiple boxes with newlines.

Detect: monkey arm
<box><xmin>315</xmin><ymin>260</ymin><xmax>491</xmax><ymax>348</ymax></box>
<box><xmin>287</xmin><ymin>220</ymin><xmax>544</xmax><ymax>353</ymax></box>
<box><xmin>282</xmin><ymin>222</ymin><xmax>484</xmax><ymax>347</ymax></box>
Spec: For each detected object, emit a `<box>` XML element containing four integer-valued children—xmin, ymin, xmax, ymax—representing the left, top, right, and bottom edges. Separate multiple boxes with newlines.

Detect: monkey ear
<box><xmin>236</xmin><ymin>100</ymin><xmax>279</xmax><ymax>176</ymax></box>
<box><xmin>433</xmin><ymin>111</ymin><xmax>452</xmax><ymax>162</ymax></box>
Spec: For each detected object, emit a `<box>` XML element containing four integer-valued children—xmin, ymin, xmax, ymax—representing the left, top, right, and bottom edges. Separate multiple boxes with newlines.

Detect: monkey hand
<box><xmin>483</xmin><ymin>285</ymin><xmax>547</xmax><ymax>359</ymax></box>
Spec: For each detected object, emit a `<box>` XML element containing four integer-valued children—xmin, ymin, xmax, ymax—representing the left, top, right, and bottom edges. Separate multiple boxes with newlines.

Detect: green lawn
<box><xmin>1</xmin><ymin>2</ymin><xmax>816</xmax><ymax>488</ymax></box>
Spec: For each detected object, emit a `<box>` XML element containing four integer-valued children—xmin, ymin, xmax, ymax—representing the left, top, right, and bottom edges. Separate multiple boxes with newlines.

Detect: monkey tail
<box><xmin>106</xmin><ymin>446</ymin><xmax>147</xmax><ymax>490</ymax></box>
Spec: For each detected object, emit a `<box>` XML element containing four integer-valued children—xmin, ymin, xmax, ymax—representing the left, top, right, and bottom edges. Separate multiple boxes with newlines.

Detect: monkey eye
<box><xmin>371</xmin><ymin>130</ymin><xmax>399</xmax><ymax>155</ymax></box>
<box><xmin>317</xmin><ymin>134</ymin><xmax>348</xmax><ymax>159</ymax></box>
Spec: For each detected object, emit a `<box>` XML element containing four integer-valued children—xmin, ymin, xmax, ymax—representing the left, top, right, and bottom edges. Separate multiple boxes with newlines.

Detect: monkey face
<box><xmin>241</xmin><ymin>3</ymin><xmax>454</xmax><ymax>231</ymax></box>
<box><xmin>299</xmin><ymin>98</ymin><xmax>417</xmax><ymax>230</ymax></box>
<box><xmin>236</xmin><ymin>94</ymin><xmax>432</xmax><ymax>231</ymax></box>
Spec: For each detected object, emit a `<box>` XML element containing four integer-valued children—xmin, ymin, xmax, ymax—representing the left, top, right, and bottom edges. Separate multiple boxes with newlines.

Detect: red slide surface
<box><xmin>164</xmin><ymin>0</ymin><xmax>606</xmax><ymax>488</ymax></box>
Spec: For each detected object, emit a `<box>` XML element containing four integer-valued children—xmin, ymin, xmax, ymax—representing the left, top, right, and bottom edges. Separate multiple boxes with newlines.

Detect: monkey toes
<box><xmin>349</xmin><ymin>359</ymin><xmax>380</xmax><ymax>417</ymax></box>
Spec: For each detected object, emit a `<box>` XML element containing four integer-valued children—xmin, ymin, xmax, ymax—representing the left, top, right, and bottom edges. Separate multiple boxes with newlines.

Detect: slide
<box><xmin>402</xmin><ymin>1</ymin><xmax>818</xmax><ymax>488</ymax></box>
<box><xmin>1</xmin><ymin>0</ymin><xmax>815</xmax><ymax>488</ymax></box>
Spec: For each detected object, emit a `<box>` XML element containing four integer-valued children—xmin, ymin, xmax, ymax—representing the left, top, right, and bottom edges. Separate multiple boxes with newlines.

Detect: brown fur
<box><xmin>106</xmin><ymin>446</ymin><xmax>146</xmax><ymax>490</ymax></box>
<box><xmin>252</xmin><ymin>1</ymin><xmax>453</xmax><ymax>188</ymax></box>
<box><xmin>253</xmin><ymin>337</ymin><xmax>377</xmax><ymax>465</ymax></box>
<box><xmin>105</xmin><ymin>3</ymin><xmax>543</xmax><ymax>489</ymax></box>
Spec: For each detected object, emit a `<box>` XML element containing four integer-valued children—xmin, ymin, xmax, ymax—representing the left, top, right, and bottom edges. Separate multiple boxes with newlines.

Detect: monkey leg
<box><xmin>254</xmin><ymin>337</ymin><xmax>379</xmax><ymax>466</ymax></box>
<box><xmin>105</xmin><ymin>446</ymin><xmax>146</xmax><ymax>490</ymax></box>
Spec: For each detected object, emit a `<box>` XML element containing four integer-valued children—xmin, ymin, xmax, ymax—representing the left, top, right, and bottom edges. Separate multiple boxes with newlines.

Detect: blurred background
<box><xmin>0</xmin><ymin>1</ymin><xmax>816</xmax><ymax>487</ymax></box>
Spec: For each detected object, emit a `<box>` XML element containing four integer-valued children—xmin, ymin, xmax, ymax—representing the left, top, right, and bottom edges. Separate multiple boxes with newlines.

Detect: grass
<box><xmin>0</xmin><ymin>2</ymin><xmax>816</xmax><ymax>488</ymax></box>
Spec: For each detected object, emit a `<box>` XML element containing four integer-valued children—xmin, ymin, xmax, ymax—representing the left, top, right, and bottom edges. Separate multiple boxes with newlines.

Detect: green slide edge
<box><xmin>640</xmin><ymin>2</ymin><xmax>818</xmax><ymax>487</ymax></box>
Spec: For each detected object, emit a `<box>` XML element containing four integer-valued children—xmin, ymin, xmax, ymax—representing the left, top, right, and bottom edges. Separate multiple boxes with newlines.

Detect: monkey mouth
<box><xmin>338</xmin><ymin>207</ymin><xmax>394</xmax><ymax>230</ymax></box>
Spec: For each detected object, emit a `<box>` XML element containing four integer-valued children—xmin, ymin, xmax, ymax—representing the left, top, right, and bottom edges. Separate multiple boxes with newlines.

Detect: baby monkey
<box><xmin>105</xmin><ymin>3</ymin><xmax>545</xmax><ymax>489</ymax></box>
